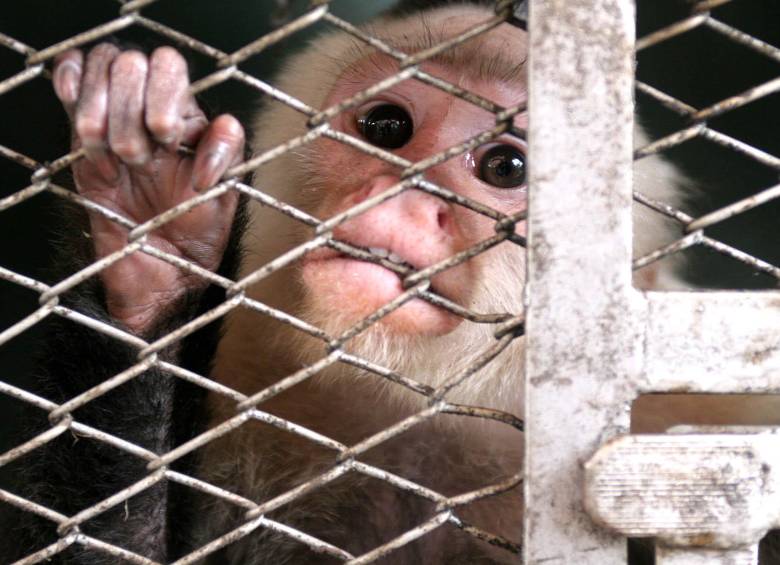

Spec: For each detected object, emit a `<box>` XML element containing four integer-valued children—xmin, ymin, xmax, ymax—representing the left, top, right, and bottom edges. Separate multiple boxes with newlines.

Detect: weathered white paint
<box><xmin>525</xmin><ymin>0</ymin><xmax>639</xmax><ymax>562</ymax></box>
<box><xmin>525</xmin><ymin>1</ymin><xmax>780</xmax><ymax>563</ymax></box>
<box><xmin>585</xmin><ymin>433</ymin><xmax>780</xmax><ymax>547</ymax></box>
<box><xmin>656</xmin><ymin>545</ymin><xmax>758</xmax><ymax>565</ymax></box>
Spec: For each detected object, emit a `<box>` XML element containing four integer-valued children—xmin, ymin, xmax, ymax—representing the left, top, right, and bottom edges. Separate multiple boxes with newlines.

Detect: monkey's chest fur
<box><xmin>189</xmin><ymin>388</ymin><xmax>522</xmax><ymax>564</ymax></box>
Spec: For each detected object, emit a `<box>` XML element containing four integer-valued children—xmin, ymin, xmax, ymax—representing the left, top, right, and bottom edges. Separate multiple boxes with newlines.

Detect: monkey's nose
<box><xmin>350</xmin><ymin>174</ymin><xmax>402</xmax><ymax>206</ymax></box>
<box><xmin>354</xmin><ymin>177</ymin><xmax>453</xmax><ymax>238</ymax></box>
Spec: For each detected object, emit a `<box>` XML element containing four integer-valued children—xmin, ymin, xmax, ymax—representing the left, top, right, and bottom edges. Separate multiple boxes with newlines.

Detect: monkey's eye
<box><xmin>478</xmin><ymin>144</ymin><xmax>527</xmax><ymax>189</ymax></box>
<box><xmin>357</xmin><ymin>104</ymin><xmax>413</xmax><ymax>149</ymax></box>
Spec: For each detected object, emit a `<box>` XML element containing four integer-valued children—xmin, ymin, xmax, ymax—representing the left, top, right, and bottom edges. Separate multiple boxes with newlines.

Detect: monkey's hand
<box><xmin>52</xmin><ymin>44</ymin><xmax>244</xmax><ymax>334</ymax></box>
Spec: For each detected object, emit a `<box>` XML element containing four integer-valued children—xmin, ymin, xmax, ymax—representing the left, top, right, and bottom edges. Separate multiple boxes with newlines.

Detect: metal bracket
<box><xmin>585</xmin><ymin>429</ymin><xmax>780</xmax><ymax>564</ymax></box>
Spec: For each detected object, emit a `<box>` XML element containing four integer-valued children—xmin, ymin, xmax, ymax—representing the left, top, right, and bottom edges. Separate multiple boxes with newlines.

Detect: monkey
<box><xmin>2</xmin><ymin>0</ymin><xmax>778</xmax><ymax>563</ymax></box>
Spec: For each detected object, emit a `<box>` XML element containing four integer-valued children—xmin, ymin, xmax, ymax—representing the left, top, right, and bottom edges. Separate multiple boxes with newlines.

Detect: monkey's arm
<box><xmin>1</xmin><ymin>44</ymin><xmax>246</xmax><ymax>562</ymax></box>
<box><xmin>0</xmin><ymin>192</ymin><xmax>245</xmax><ymax>561</ymax></box>
<box><xmin>0</xmin><ymin>198</ymin><xmax>245</xmax><ymax>562</ymax></box>
<box><xmin>3</xmin><ymin>294</ymin><xmax>184</xmax><ymax>562</ymax></box>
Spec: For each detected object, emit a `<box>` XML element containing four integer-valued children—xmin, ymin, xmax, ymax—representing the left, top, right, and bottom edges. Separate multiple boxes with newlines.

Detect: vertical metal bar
<box><xmin>524</xmin><ymin>0</ymin><xmax>640</xmax><ymax>563</ymax></box>
<box><xmin>656</xmin><ymin>545</ymin><xmax>758</xmax><ymax>565</ymax></box>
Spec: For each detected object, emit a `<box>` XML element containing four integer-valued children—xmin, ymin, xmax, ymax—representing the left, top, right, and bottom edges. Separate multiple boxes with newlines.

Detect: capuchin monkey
<box><xmin>3</xmin><ymin>1</ymin><xmax>779</xmax><ymax>564</ymax></box>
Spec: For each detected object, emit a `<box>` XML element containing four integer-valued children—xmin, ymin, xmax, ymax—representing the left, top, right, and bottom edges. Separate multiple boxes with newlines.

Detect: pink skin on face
<box><xmin>301</xmin><ymin>25</ymin><xmax>528</xmax><ymax>337</ymax></box>
<box><xmin>50</xmin><ymin>14</ymin><xmax>526</xmax><ymax>338</ymax></box>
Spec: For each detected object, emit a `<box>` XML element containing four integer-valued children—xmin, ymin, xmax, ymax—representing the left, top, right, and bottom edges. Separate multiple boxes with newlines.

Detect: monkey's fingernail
<box><xmin>194</xmin><ymin>141</ymin><xmax>231</xmax><ymax>191</ymax></box>
<box><xmin>54</xmin><ymin>60</ymin><xmax>81</xmax><ymax>105</ymax></box>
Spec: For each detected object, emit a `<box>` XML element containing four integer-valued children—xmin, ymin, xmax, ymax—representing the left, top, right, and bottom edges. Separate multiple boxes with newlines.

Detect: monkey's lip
<box><xmin>303</xmin><ymin>248</ymin><xmax>412</xmax><ymax>283</ymax></box>
<box><xmin>301</xmin><ymin>249</ymin><xmax>462</xmax><ymax>335</ymax></box>
<box><xmin>305</xmin><ymin>245</ymin><xmax>416</xmax><ymax>271</ymax></box>
<box><xmin>302</xmin><ymin>247</ymin><xmax>451</xmax><ymax>300</ymax></box>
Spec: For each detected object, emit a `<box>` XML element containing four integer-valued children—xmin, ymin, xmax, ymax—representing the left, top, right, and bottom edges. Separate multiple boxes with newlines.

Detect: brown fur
<box><xmin>191</xmin><ymin>4</ymin><xmax>780</xmax><ymax>562</ymax></box>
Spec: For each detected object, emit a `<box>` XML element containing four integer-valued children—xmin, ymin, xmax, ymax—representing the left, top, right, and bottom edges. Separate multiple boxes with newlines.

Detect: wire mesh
<box><xmin>0</xmin><ymin>0</ymin><xmax>778</xmax><ymax>563</ymax></box>
<box><xmin>632</xmin><ymin>0</ymin><xmax>780</xmax><ymax>285</ymax></box>
<box><xmin>0</xmin><ymin>1</ymin><xmax>526</xmax><ymax>562</ymax></box>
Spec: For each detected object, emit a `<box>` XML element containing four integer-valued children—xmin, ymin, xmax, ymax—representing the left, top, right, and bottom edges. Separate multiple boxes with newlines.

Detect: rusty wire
<box><xmin>632</xmin><ymin>1</ymin><xmax>780</xmax><ymax>280</ymax></box>
<box><xmin>0</xmin><ymin>1</ymin><xmax>526</xmax><ymax>563</ymax></box>
<box><xmin>1</xmin><ymin>0</ymin><xmax>777</xmax><ymax>563</ymax></box>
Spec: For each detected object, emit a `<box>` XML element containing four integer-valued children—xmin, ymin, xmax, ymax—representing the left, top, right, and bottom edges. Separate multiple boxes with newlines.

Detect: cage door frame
<box><xmin>525</xmin><ymin>0</ymin><xmax>780</xmax><ymax>563</ymax></box>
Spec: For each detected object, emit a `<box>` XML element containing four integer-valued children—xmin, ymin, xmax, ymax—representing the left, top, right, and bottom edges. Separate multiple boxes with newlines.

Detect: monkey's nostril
<box><xmin>437</xmin><ymin>209</ymin><xmax>449</xmax><ymax>231</ymax></box>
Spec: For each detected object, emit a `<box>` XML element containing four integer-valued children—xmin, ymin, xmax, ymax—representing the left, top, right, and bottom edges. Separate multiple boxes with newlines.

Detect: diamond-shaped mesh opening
<box><xmin>1</xmin><ymin>1</ymin><xmax>526</xmax><ymax>562</ymax></box>
<box><xmin>2</xmin><ymin>0</ymin><xmax>776</xmax><ymax>562</ymax></box>
<box><xmin>633</xmin><ymin>0</ymin><xmax>780</xmax><ymax>290</ymax></box>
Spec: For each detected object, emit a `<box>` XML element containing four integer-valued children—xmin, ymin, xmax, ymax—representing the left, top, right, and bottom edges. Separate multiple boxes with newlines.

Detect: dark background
<box><xmin>636</xmin><ymin>0</ymin><xmax>780</xmax><ymax>288</ymax></box>
<box><xmin>0</xmin><ymin>0</ymin><xmax>393</xmax><ymax>455</ymax></box>
<box><xmin>0</xmin><ymin>0</ymin><xmax>778</xmax><ymax>533</ymax></box>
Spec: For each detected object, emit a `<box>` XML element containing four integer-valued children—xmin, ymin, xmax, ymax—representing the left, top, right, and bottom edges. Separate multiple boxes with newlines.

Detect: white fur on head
<box><xmin>220</xmin><ymin>3</ymin><xmax>688</xmax><ymax>412</ymax></box>
<box><xmin>237</xmin><ymin>4</ymin><xmax>528</xmax><ymax>412</ymax></box>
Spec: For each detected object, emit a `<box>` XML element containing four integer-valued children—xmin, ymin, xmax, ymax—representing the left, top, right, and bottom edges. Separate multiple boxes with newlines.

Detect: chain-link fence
<box><xmin>0</xmin><ymin>0</ymin><xmax>778</xmax><ymax>564</ymax></box>
<box><xmin>523</xmin><ymin>1</ymin><xmax>780</xmax><ymax>563</ymax></box>
<box><xmin>632</xmin><ymin>0</ymin><xmax>780</xmax><ymax>288</ymax></box>
<box><xmin>0</xmin><ymin>1</ymin><xmax>527</xmax><ymax>562</ymax></box>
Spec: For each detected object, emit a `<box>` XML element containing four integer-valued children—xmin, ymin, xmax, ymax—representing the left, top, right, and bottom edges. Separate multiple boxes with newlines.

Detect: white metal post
<box><xmin>525</xmin><ymin>0</ymin><xmax>639</xmax><ymax>562</ymax></box>
<box><xmin>525</xmin><ymin>1</ymin><xmax>780</xmax><ymax>563</ymax></box>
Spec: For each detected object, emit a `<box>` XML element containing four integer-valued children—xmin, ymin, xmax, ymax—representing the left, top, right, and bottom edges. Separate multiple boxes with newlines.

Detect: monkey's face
<box><xmin>298</xmin><ymin>18</ymin><xmax>528</xmax><ymax>338</ymax></box>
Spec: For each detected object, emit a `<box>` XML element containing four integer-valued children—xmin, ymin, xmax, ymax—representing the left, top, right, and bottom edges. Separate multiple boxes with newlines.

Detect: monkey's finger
<box><xmin>52</xmin><ymin>50</ymin><xmax>84</xmax><ymax>118</ymax></box>
<box><xmin>180</xmin><ymin>96</ymin><xmax>209</xmax><ymax>148</ymax></box>
<box><xmin>191</xmin><ymin>114</ymin><xmax>245</xmax><ymax>192</ymax></box>
<box><xmin>108</xmin><ymin>51</ymin><xmax>154</xmax><ymax>167</ymax></box>
<box><xmin>145</xmin><ymin>47</ymin><xmax>192</xmax><ymax>148</ymax></box>
<box><xmin>75</xmin><ymin>43</ymin><xmax>121</xmax><ymax>183</ymax></box>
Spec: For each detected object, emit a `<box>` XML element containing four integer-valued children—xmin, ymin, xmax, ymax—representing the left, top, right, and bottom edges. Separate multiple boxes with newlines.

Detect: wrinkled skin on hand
<box><xmin>53</xmin><ymin>44</ymin><xmax>245</xmax><ymax>334</ymax></box>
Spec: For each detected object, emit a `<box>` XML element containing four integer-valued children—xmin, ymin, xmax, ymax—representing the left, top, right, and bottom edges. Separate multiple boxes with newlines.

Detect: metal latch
<box><xmin>584</xmin><ymin>427</ymin><xmax>780</xmax><ymax>564</ymax></box>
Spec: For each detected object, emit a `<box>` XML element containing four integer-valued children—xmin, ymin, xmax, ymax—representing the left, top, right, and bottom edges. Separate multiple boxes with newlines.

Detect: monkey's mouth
<box><xmin>302</xmin><ymin>244</ymin><xmax>452</xmax><ymax>300</ymax></box>
<box><xmin>352</xmin><ymin>245</ymin><xmax>416</xmax><ymax>272</ymax></box>
<box><xmin>300</xmin><ymin>245</ymin><xmax>463</xmax><ymax>335</ymax></box>
<box><xmin>362</xmin><ymin>247</ymin><xmax>417</xmax><ymax>274</ymax></box>
<box><xmin>305</xmin><ymin>244</ymin><xmax>415</xmax><ymax>275</ymax></box>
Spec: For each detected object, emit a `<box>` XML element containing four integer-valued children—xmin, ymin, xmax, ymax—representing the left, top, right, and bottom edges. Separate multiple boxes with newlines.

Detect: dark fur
<box><xmin>0</xmin><ymin>196</ymin><xmax>246</xmax><ymax>563</ymax></box>
<box><xmin>391</xmin><ymin>0</ymin><xmax>495</xmax><ymax>16</ymax></box>
<box><xmin>4</xmin><ymin>1</ymin><xmax>780</xmax><ymax>562</ymax></box>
